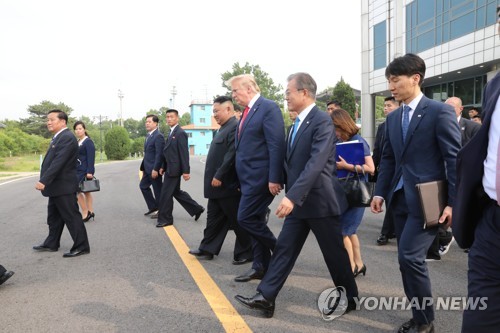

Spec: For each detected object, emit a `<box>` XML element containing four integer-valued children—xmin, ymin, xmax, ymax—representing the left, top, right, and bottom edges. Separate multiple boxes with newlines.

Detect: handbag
<box><xmin>340</xmin><ymin>166</ymin><xmax>375</xmax><ymax>207</ymax></box>
<box><xmin>79</xmin><ymin>177</ymin><xmax>100</xmax><ymax>193</ymax></box>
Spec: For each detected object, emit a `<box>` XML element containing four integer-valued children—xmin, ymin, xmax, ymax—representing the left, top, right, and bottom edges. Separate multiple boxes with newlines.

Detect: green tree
<box><xmin>123</xmin><ymin>118</ymin><xmax>142</xmax><ymax>139</ymax></box>
<box><xmin>179</xmin><ymin>112</ymin><xmax>191</xmax><ymax>127</ymax></box>
<box><xmin>130</xmin><ymin>137</ymin><xmax>145</xmax><ymax>155</ymax></box>
<box><xmin>104</xmin><ymin>126</ymin><xmax>130</xmax><ymax>160</ymax></box>
<box><xmin>20</xmin><ymin>101</ymin><xmax>74</xmax><ymax>138</ymax></box>
<box><xmin>220</xmin><ymin>62</ymin><xmax>284</xmax><ymax>110</ymax></box>
<box><xmin>332</xmin><ymin>78</ymin><xmax>357</xmax><ymax>119</ymax></box>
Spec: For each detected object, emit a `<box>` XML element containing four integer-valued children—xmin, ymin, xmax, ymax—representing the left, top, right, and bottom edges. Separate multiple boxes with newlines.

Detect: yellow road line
<box><xmin>163</xmin><ymin>226</ymin><xmax>252</xmax><ymax>333</ymax></box>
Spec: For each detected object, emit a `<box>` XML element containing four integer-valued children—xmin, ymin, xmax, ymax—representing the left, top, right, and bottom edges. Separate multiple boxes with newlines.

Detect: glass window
<box><xmin>200</xmin><ymin>118</ymin><xmax>206</xmax><ymax>123</ymax></box>
<box><xmin>200</xmin><ymin>131</ymin><xmax>205</xmax><ymax>136</ymax></box>
<box><xmin>187</xmin><ymin>132</ymin><xmax>192</xmax><ymax>138</ymax></box>
<box><xmin>454</xmin><ymin>78</ymin><xmax>475</xmax><ymax>105</ymax></box>
<box><xmin>373</xmin><ymin>21</ymin><xmax>386</xmax><ymax>70</ymax></box>
<box><xmin>417</xmin><ymin>30</ymin><xmax>435</xmax><ymax>52</ymax></box>
<box><xmin>450</xmin><ymin>12</ymin><xmax>475</xmax><ymax>39</ymax></box>
<box><xmin>485</xmin><ymin>2</ymin><xmax>497</xmax><ymax>26</ymax></box>
<box><xmin>476</xmin><ymin>6</ymin><xmax>486</xmax><ymax>29</ymax></box>
<box><xmin>418</xmin><ymin>0</ymin><xmax>436</xmax><ymax>23</ymax></box>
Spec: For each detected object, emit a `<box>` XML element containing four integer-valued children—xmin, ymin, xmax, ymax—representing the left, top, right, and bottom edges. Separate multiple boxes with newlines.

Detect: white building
<box><xmin>361</xmin><ymin>0</ymin><xmax>500</xmax><ymax>146</ymax></box>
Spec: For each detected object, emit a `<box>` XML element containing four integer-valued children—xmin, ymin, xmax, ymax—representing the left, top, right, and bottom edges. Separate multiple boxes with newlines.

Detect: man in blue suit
<box><xmin>235</xmin><ymin>72</ymin><xmax>356</xmax><ymax>318</ymax></box>
<box><xmin>371</xmin><ymin>54</ymin><xmax>461</xmax><ymax>333</ymax></box>
<box><xmin>455</xmin><ymin>7</ymin><xmax>500</xmax><ymax>331</ymax></box>
<box><xmin>140</xmin><ymin>114</ymin><xmax>164</xmax><ymax>216</ymax></box>
<box><xmin>227</xmin><ymin>74</ymin><xmax>286</xmax><ymax>282</ymax></box>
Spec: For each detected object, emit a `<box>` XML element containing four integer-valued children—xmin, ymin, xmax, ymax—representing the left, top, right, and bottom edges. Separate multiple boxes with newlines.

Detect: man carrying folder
<box><xmin>370</xmin><ymin>54</ymin><xmax>461</xmax><ymax>333</ymax></box>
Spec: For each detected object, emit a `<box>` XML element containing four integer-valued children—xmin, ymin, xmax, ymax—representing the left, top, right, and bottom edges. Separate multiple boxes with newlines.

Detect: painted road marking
<box><xmin>163</xmin><ymin>225</ymin><xmax>252</xmax><ymax>333</ymax></box>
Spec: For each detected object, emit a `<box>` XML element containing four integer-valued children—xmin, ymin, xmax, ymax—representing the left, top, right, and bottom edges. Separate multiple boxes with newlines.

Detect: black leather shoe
<box><xmin>398</xmin><ymin>319</ymin><xmax>416</xmax><ymax>333</ymax></box>
<box><xmin>156</xmin><ymin>222</ymin><xmax>172</xmax><ymax>227</ymax></box>
<box><xmin>376</xmin><ymin>234</ymin><xmax>389</xmax><ymax>245</ymax></box>
<box><xmin>234</xmin><ymin>268</ymin><xmax>264</xmax><ymax>282</ymax></box>
<box><xmin>194</xmin><ymin>207</ymin><xmax>205</xmax><ymax>221</ymax></box>
<box><xmin>409</xmin><ymin>322</ymin><xmax>434</xmax><ymax>333</ymax></box>
<box><xmin>144</xmin><ymin>208</ymin><xmax>158</xmax><ymax>216</ymax></box>
<box><xmin>0</xmin><ymin>270</ymin><xmax>14</xmax><ymax>285</ymax></box>
<box><xmin>63</xmin><ymin>249</ymin><xmax>89</xmax><ymax>258</ymax></box>
<box><xmin>150</xmin><ymin>212</ymin><xmax>159</xmax><ymax>219</ymax></box>
<box><xmin>234</xmin><ymin>293</ymin><xmax>275</xmax><ymax>318</ymax></box>
<box><xmin>232</xmin><ymin>258</ymin><xmax>252</xmax><ymax>265</ymax></box>
<box><xmin>188</xmin><ymin>249</ymin><xmax>213</xmax><ymax>260</ymax></box>
<box><xmin>33</xmin><ymin>245</ymin><xmax>58</xmax><ymax>252</ymax></box>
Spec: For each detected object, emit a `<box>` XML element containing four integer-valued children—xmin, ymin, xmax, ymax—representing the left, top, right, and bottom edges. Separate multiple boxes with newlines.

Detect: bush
<box><xmin>104</xmin><ymin>127</ymin><xmax>131</xmax><ymax>160</ymax></box>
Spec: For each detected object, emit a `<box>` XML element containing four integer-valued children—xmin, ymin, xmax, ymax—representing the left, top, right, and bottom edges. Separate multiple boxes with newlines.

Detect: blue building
<box><xmin>183</xmin><ymin>100</ymin><xmax>219</xmax><ymax>155</ymax></box>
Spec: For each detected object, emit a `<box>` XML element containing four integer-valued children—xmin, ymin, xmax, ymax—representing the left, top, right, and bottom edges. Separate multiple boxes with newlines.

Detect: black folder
<box><xmin>415</xmin><ymin>180</ymin><xmax>448</xmax><ymax>229</ymax></box>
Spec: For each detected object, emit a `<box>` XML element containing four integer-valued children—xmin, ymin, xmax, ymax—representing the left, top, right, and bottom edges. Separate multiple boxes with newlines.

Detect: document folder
<box><xmin>335</xmin><ymin>141</ymin><xmax>364</xmax><ymax>179</ymax></box>
<box><xmin>415</xmin><ymin>180</ymin><xmax>447</xmax><ymax>229</ymax></box>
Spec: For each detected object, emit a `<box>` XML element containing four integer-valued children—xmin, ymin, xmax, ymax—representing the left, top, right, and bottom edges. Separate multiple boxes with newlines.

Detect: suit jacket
<box><xmin>454</xmin><ymin>73</ymin><xmax>500</xmax><ymax>248</ymax></box>
<box><xmin>161</xmin><ymin>125</ymin><xmax>189</xmax><ymax>178</ymax></box>
<box><xmin>235</xmin><ymin>95</ymin><xmax>286</xmax><ymax>195</ymax></box>
<box><xmin>40</xmin><ymin>128</ymin><xmax>79</xmax><ymax>197</ymax></box>
<box><xmin>140</xmin><ymin>128</ymin><xmax>165</xmax><ymax>174</ymax></box>
<box><xmin>371</xmin><ymin>121</ymin><xmax>386</xmax><ymax>181</ymax></box>
<box><xmin>375</xmin><ymin>96</ymin><xmax>461</xmax><ymax>216</ymax></box>
<box><xmin>204</xmin><ymin>117</ymin><xmax>239</xmax><ymax>199</ymax></box>
<box><xmin>284</xmin><ymin>106</ymin><xmax>348</xmax><ymax>218</ymax></box>
<box><xmin>459</xmin><ymin>117</ymin><xmax>481</xmax><ymax>146</ymax></box>
<box><xmin>76</xmin><ymin>137</ymin><xmax>96</xmax><ymax>177</ymax></box>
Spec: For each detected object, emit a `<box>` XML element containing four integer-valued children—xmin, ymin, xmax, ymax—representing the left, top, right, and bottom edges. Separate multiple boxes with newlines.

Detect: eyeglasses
<box><xmin>285</xmin><ymin>89</ymin><xmax>304</xmax><ymax>97</ymax></box>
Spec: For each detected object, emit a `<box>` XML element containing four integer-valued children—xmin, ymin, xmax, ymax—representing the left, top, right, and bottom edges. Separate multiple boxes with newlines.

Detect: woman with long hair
<box><xmin>331</xmin><ymin>109</ymin><xmax>375</xmax><ymax>277</ymax></box>
<box><xmin>73</xmin><ymin>121</ymin><xmax>96</xmax><ymax>222</ymax></box>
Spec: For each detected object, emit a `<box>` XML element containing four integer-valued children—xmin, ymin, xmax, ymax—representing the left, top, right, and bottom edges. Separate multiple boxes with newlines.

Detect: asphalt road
<box><xmin>0</xmin><ymin>158</ymin><xmax>468</xmax><ymax>333</ymax></box>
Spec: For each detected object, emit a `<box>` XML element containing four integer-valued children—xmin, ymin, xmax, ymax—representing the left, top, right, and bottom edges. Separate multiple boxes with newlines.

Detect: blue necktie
<box><xmin>402</xmin><ymin>105</ymin><xmax>411</xmax><ymax>141</ymax></box>
<box><xmin>290</xmin><ymin>118</ymin><xmax>300</xmax><ymax>146</ymax></box>
<box><xmin>395</xmin><ymin>105</ymin><xmax>411</xmax><ymax>192</ymax></box>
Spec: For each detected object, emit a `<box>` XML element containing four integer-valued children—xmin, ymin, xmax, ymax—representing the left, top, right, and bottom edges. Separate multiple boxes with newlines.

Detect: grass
<box><xmin>0</xmin><ymin>155</ymin><xmax>41</xmax><ymax>172</ymax></box>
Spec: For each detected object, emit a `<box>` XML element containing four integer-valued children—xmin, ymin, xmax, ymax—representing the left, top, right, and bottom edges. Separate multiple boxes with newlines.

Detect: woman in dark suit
<box><xmin>73</xmin><ymin>121</ymin><xmax>96</xmax><ymax>222</ymax></box>
<box><xmin>331</xmin><ymin>109</ymin><xmax>375</xmax><ymax>277</ymax></box>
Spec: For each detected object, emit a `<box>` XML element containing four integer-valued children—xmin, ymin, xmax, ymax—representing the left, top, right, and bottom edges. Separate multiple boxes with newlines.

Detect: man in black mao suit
<box><xmin>455</xmin><ymin>7</ymin><xmax>500</xmax><ymax>331</ymax></box>
<box><xmin>156</xmin><ymin>109</ymin><xmax>204</xmax><ymax>227</ymax></box>
<box><xmin>188</xmin><ymin>96</ymin><xmax>252</xmax><ymax>263</ymax></box>
<box><xmin>140</xmin><ymin>114</ymin><xmax>164</xmax><ymax>216</ymax></box>
<box><xmin>371</xmin><ymin>54</ymin><xmax>461</xmax><ymax>333</ymax></box>
<box><xmin>235</xmin><ymin>72</ymin><xmax>357</xmax><ymax>318</ymax></box>
<box><xmin>34</xmin><ymin>110</ymin><xmax>90</xmax><ymax>258</ymax></box>
<box><xmin>228</xmin><ymin>74</ymin><xmax>286</xmax><ymax>282</ymax></box>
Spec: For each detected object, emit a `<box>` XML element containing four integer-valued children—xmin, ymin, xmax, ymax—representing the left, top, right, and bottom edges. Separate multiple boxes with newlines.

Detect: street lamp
<box><xmin>118</xmin><ymin>89</ymin><xmax>124</xmax><ymax>126</ymax></box>
<box><xmin>170</xmin><ymin>86</ymin><xmax>177</xmax><ymax>108</ymax></box>
<box><xmin>93</xmin><ymin>115</ymin><xmax>108</xmax><ymax>162</ymax></box>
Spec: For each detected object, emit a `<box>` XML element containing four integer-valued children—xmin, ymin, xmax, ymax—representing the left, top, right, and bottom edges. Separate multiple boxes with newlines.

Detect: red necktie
<box><xmin>239</xmin><ymin>106</ymin><xmax>250</xmax><ymax>136</ymax></box>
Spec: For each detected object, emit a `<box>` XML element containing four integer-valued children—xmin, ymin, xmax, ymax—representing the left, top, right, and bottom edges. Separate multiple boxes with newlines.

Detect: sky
<box><xmin>0</xmin><ymin>1</ymin><xmax>362</xmax><ymax>122</ymax></box>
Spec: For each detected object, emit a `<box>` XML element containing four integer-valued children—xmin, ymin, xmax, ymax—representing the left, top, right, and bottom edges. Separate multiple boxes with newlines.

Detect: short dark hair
<box><xmin>48</xmin><ymin>109</ymin><xmax>68</xmax><ymax>123</ymax></box>
<box><xmin>166</xmin><ymin>109</ymin><xmax>179</xmax><ymax>116</ymax></box>
<box><xmin>384</xmin><ymin>96</ymin><xmax>396</xmax><ymax>103</ymax></box>
<box><xmin>146</xmin><ymin>114</ymin><xmax>159</xmax><ymax>123</ymax></box>
<box><xmin>214</xmin><ymin>95</ymin><xmax>233</xmax><ymax>104</ymax></box>
<box><xmin>327</xmin><ymin>100</ymin><xmax>342</xmax><ymax>107</ymax></box>
<box><xmin>385</xmin><ymin>53</ymin><xmax>426</xmax><ymax>87</ymax></box>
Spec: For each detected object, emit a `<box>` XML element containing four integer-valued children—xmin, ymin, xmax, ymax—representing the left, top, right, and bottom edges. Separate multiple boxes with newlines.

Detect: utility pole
<box><xmin>93</xmin><ymin>115</ymin><xmax>108</xmax><ymax>162</ymax></box>
<box><xmin>170</xmin><ymin>86</ymin><xmax>177</xmax><ymax>109</ymax></box>
<box><xmin>118</xmin><ymin>89</ymin><xmax>124</xmax><ymax>126</ymax></box>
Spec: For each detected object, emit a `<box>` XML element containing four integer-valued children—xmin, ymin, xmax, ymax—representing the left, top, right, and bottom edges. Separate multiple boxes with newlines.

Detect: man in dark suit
<box><xmin>426</xmin><ymin>96</ymin><xmax>481</xmax><ymax>261</ymax></box>
<box><xmin>227</xmin><ymin>74</ymin><xmax>286</xmax><ymax>282</ymax></box>
<box><xmin>455</xmin><ymin>8</ymin><xmax>500</xmax><ymax>330</ymax></box>
<box><xmin>0</xmin><ymin>265</ymin><xmax>14</xmax><ymax>285</ymax></box>
<box><xmin>373</xmin><ymin>96</ymin><xmax>399</xmax><ymax>245</ymax></box>
<box><xmin>34</xmin><ymin>110</ymin><xmax>90</xmax><ymax>258</ymax></box>
<box><xmin>235</xmin><ymin>72</ymin><xmax>357</xmax><ymax>318</ymax></box>
<box><xmin>155</xmin><ymin>109</ymin><xmax>204</xmax><ymax>227</ymax></box>
<box><xmin>188</xmin><ymin>96</ymin><xmax>252</xmax><ymax>263</ymax></box>
<box><xmin>370</xmin><ymin>54</ymin><xmax>461</xmax><ymax>333</ymax></box>
<box><xmin>140</xmin><ymin>114</ymin><xmax>164</xmax><ymax>216</ymax></box>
